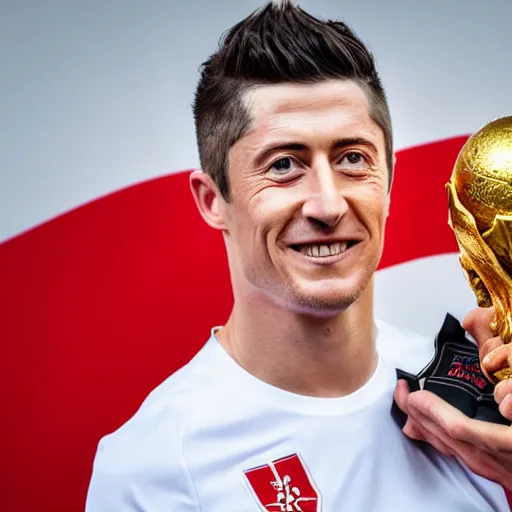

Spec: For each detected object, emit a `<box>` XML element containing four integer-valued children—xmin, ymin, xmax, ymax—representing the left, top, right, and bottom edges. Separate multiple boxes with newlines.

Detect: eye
<box><xmin>267</xmin><ymin>157</ymin><xmax>303</xmax><ymax>182</ymax></box>
<box><xmin>270</xmin><ymin>157</ymin><xmax>295</xmax><ymax>174</ymax></box>
<box><xmin>340</xmin><ymin>151</ymin><xmax>368</xmax><ymax>169</ymax></box>
<box><xmin>338</xmin><ymin>152</ymin><xmax>368</xmax><ymax>169</ymax></box>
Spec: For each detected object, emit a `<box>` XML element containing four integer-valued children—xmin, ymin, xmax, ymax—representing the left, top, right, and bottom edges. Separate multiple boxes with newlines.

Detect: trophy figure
<box><xmin>447</xmin><ymin>115</ymin><xmax>512</xmax><ymax>383</ymax></box>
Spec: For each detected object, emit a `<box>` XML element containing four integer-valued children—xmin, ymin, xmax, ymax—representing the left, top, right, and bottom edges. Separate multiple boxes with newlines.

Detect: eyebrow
<box><xmin>252</xmin><ymin>137</ymin><xmax>378</xmax><ymax>168</ymax></box>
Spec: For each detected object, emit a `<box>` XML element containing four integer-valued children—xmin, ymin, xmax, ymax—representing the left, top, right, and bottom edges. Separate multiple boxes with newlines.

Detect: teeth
<box><xmin>299</xmin><ymin>242</ymin><xmax>351</xmax><ymax>257</ymax></box>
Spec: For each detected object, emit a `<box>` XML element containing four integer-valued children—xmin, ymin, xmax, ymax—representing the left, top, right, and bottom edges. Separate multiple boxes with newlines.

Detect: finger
<box><xmin>402</xmin><ymin>415</ymin><xmax>457</xmax><ymax>456</ymax></box>
<box><xmin>405</xmin><ymin>402</ymin><xmax>512</xmax><ymax>486</ymax></box>
<box><xmin>451</xmin><ymin>442</ymin><xmax>508</xmax><ymax>486</ymax></box>
<box><xmin>462</xmin><ymin>307</ymin><xmax>495</xmax><ymax>347</ymax></box>
<box><xmin>408</xmin><ymin>390</ymin><xmax>512</xmax><ymax>453</ymax></box>
<box><xmin>494</xmin><ymin>379</ymin><xmax>512</xmax><ymax>404</ymax></box>
<box><xmin>405</xmin><ymin>406</ymin><xmax>508</xmax><ymax>479</ymax></box>
<box><xmin>499</xmin><ymin>394</ymin><xmax>512</xmax><ymax>421</ymax></box>
<box><xmin>427</xmin><ymin>435</ymin><xmax>457</xmax><ymax>457</ymax></box>
<box><xmin>393</xmin><ymin>379</ymin><xmax>410</xmax><ymax>414</ymax></box>
<box><xmin>406</xmin><ymin>392</ymin><xmax>481</xmax><ymax>452</ymax></box>
<box><xmin>479</xmin><ymin>336</ymin><xmax>504</xmax><ymax>363</ymax></box>
<box><xmin>481</xmin><ymin>344</ymin><xmax>512</xmax><ymax>376</ymax></box>
<box><xmin>405</xmin><ymin>404</ymin><xmax>461</xmax><ymax>454</ymax></box>
<box><xmin>402</xmin><ymin>418</ymin><xmax>425</xmax><ymax>441</ymax></box>
<box><xmin>417</xmin><ymin>427</ymin><xmax>456</xmax><ymax>457</ymax></box>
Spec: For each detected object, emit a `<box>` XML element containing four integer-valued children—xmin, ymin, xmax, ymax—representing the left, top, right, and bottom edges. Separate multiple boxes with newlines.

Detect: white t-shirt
<box><xmin>86</xmin><ymin>321</ymin><xmax>509</xmax><ymax>511</ymax></box>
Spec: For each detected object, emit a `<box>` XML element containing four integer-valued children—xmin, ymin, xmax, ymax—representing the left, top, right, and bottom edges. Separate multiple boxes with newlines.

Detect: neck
<box><xmin>216</xmin><ymin>279</ymin><xmax>377</xmax><ymax>398</ymax></box>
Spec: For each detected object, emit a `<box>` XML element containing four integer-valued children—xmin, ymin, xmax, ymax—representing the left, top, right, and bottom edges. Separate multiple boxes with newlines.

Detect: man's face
<box><xmin>222</xmin><ymin>80</ymin><xmax>390</xmax><ymax>315</ymax></box>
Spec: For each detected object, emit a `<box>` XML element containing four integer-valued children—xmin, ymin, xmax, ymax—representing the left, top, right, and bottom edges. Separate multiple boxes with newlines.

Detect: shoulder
<box><xmin>375</xmin><ymin>319</ymin><xmax>435</xmax><ymax>375</ymax></box>
<box><xmin>86</xmin><ymin>336</ymin><xmax>222</xmax><ymax>511</ymax></box>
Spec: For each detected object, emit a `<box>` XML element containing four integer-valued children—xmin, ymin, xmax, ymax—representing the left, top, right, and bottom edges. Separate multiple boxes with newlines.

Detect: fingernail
<box><xmin>483</xmin><ymin>354</ymin><xmax>491</xmax><ymax>366</ymax></box>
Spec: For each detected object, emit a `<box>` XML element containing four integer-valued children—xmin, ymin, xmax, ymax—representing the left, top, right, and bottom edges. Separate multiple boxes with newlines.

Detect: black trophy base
<box><xmin>393</xmin><ymin>313</ymin><xmax>510</xmax><ymax>426</ymax></box>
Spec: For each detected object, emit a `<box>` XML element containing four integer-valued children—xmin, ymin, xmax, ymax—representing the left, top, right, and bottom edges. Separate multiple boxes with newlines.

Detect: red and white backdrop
<box><xmin>1</xmin><ymin>1</ymin><xmax>511</xmax><ymax>510</ymax></box>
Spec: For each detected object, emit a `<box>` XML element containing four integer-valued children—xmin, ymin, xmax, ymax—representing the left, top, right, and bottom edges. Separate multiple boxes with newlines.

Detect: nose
<box><xmin>302</xmin><ymin>161</ymin><xmax>348</xmax><ymax>228</ymax></box>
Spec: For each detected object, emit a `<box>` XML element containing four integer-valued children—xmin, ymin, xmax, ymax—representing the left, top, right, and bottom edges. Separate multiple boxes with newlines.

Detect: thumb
<box><xmin>461</xmin><ymin>307</ymin><xmax>496</xmax><ymax>348</ymax></box>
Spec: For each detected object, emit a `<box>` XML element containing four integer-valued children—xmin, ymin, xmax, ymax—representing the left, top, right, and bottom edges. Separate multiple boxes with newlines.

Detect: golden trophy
<box><xmin>447</xmin><ymin>115</ymin><xmax>512</xmax><ymax>383</ymax></box>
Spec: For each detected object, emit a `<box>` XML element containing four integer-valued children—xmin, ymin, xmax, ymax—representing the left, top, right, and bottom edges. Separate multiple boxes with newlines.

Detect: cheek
<box><xmin>227</xmin><ymin>199</ymin><xmax>276</xmax><ymax>258</ymax></box>
<box><xmin>246</xmin><ymin>185</ymin><xmax>301</xmax><ymax>233</ymax></box>
<box><xmin>349</xmin><ymin>185</ymin><xmax>389</xmax><ymax>232</ymax></box>
<box><xmin>371</xmin><ymin>196</ymin><xmax>389</xmax><ymax>233</ymax></box>
<box><xmin>249</xmin><ymin>183</ymin><xmax>295</xmax><ymax>213</ymax></box>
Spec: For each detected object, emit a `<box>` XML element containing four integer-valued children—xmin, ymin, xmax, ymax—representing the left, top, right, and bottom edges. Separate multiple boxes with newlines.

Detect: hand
<box><xmin>463</xmin><ymin>307</ymin><xmax>512</xmax><ymax>383</ymax></box>
<box><xmin>394</xmin><ymin>307</ymin><xmax>512</xmax><ymax>490</ymax></box>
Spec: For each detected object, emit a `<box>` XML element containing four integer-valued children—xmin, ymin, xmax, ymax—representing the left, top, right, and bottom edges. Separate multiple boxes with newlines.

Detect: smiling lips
<box><xmin>290</xmin><ymin>241</ymin><xmax>358</xmax><ymax>258</ymax></box>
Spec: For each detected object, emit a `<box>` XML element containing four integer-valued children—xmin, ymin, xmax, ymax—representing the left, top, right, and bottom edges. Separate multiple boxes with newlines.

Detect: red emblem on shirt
<box><xmin>244</xmin><ymin>453</ymin><xmax>320</xmax><ymax>511</ymax></box>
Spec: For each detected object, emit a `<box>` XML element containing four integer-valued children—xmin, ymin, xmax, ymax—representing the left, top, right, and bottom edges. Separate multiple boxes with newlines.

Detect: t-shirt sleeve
<box><xmin>85</xmin><ymin>409</ymin><xmax>199</xmax><ymax>511</ymax></box>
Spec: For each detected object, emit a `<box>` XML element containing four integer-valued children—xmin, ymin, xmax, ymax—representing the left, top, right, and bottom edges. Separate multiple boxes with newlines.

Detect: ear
<box><xmin>189</xmin><ymin>170</ymin><xmax>228</xmax><ymax>230</ymax></box>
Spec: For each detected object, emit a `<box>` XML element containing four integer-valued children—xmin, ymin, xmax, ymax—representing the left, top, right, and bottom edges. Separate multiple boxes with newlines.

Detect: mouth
<box><xmin>289</xmin><ymin>240</ymin><xmax>359</xmax><ymax>258</ymax></box>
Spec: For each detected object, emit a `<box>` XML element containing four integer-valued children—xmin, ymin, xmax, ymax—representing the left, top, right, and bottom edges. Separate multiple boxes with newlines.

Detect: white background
<box><xmin>2</xmin><ymin>0</ymin><xmax>511</xmax><ymax>243</ymax></box>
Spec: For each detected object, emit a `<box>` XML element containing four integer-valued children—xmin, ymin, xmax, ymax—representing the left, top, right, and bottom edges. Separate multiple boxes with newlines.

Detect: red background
<box><xmin>2</xmin><ymin>136</ymin><xmax>510</xmax><ymax>510</ymax></box>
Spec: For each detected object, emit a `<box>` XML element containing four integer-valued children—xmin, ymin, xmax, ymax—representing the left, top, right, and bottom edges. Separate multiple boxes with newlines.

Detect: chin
<box><xmin>289</xmin><ymin>287</ymin><xmax>364</xmax><ymax>317</ymax></box>
<box><xmin>288</xmin><ymin>273</ymin><xmax>372</xmax><ymax>314</ymax></box>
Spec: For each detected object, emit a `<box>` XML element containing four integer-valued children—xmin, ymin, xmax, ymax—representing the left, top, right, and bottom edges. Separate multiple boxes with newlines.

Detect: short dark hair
<box><xmin>193</xmin><ymin>1</ymin><xmax>393</xmax><ymax>199</ymax></box>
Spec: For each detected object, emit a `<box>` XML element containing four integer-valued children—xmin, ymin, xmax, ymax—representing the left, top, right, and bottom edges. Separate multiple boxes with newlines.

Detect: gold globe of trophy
<box><xmin>447</xmin><ymin>115</ymin><xmax>512</xmax><ymax>383</ymax></box>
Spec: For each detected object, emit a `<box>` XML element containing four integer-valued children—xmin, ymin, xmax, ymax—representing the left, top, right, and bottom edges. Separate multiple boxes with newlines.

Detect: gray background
<box><xmin>1</xmin><ymin>0</ymin><xmax>511</xmax><ymax>243</ymax></box>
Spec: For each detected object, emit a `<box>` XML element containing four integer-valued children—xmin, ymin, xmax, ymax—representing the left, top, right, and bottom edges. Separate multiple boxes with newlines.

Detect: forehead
<box><xmin>241</xmin><ymin>79</ymin><xmax>383</xmax><ymax>148</ymax></box>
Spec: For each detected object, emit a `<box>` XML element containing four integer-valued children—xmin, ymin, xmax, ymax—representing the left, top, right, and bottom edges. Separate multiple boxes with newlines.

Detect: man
<box><xmin>86</xmin><ymin>2</ymin><xmax>512</xmax><ymax>510</ymax></box>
